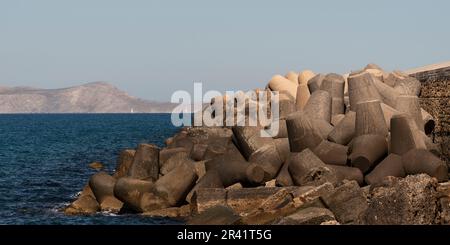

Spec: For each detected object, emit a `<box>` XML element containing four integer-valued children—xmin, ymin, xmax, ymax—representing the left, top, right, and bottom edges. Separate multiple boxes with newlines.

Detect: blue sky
<box><xmin>1</xmin><ymin>0</ymin><xmax>449</xmax><ymax>101</ymax></box>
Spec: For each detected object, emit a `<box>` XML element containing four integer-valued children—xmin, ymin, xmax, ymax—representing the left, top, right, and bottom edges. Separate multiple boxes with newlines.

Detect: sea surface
<box><xmin>0</xmin><ymin>114</ymin><xmax>183</xmax><ymax>224</ymax></box>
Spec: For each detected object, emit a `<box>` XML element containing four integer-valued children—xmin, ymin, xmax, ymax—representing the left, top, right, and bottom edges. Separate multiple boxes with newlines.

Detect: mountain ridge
<box><xmin>0</xmin><ymin>82</ymin><xmax>176</xmax><ymax>113</ymax></box>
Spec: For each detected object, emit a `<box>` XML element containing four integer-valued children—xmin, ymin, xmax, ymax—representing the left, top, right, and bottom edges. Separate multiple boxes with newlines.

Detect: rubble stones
<box><xmin>364</xmin><ymin>174</ymin><xmax>438</xmax><ymax>225</ymax></box>
<box><xmin>187</xmin><ymin>205</ymin><xmax>241</xmax><ymax>225</ymax></box>
<box><xmin>321</xmin><ymin>180</ymin><xmax>368</xmax><ymax>224</ymax></box>
<box><xmin>276</xmin><ymin>207</ymin><xmax>335</xmax><ymax>225</ymax></box>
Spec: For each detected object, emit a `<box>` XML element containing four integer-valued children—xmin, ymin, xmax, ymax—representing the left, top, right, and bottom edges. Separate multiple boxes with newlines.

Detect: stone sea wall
<box><xmin>409</xmin><ymin>64</ymin><xmax>450</xmax><ymax>164</ymax></box>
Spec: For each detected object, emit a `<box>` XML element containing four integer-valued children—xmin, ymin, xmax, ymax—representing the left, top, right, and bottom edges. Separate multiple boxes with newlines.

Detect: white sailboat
<box><xmin>130</xmin><ymin>108</ymin><xmax>134</xmax><ymax>113</ymax></box>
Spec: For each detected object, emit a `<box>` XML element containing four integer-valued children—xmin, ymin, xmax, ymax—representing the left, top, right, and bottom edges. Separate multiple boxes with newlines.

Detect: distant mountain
<box><xmin>0</xmin><ymin>82</ymin><xmax>176</xmax><ymax>113</ymax></box>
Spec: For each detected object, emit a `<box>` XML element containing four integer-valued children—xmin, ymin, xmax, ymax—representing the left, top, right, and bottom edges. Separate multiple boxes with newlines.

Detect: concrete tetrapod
<box><xmin>347</xmin><ymin>71</ymin><xmax>382</xmax><ymax>110</ymax></box>
<box><xmin>159</xmin><ymin>147</ymin><xmax>186</xmax><ymax>167</ymax></box>
<box><xmin>307</xmin><ymin>74</ymin><xmax>325</xmax><ymax>94</ymax></box>
<box><xmin>128</xmin><ymin>143</ymin><xmax>160</xmax><ymax>181</ymax></box>
<box><xmin>89</xmin><ymin>172</ymin><xmax>118</xmax><ymax>205</ymax></box>
<box><xmin>89</xmin><ymin>172</ymin><xmax>123</xmax><ymax>212</ymax></box>
<box><xmin>402</xmin><ymin>149</ymin><xmax>448</xmax><ymax>182</ymax></box>
<box><xmin>206</xmin><ymin>147</ymin><xmax>266</xmax><ymax>187</ymax></box>
<box><xmin>312</xmin><ymin>140</ymin><xmax>349</xmax><ymax>166</ymax></box>
<box><xmin>390</xmin><ymin>114</ymin><xmax>426</xmax><ymax>155</ymax></box>
<box><xmin>298</xmin><ymin>70</ymin><xmax>316</xmax><ymax>85</ymax></box>
<box><xmin>421</xmin><ymin>108</ymin><xmax>436</xmax><ymax>135</ymax></box>
<box><xmin>232</xmin><ymin>126</ymin><xmax>273</xmax><ymax>160</ymax></box>
<box><xmin>268</xmin><ymin>119</ymin><xmax>288</xmax><ymax>139</ymax></box>
<box><xmin>172</xmin><ymin>136</ymin><xmax>194</xmax><ymax>153</ymax></box>
<box><xmin>383</xmin><ymin>72</ymin><xmax>403</xmax><ymax>87</ymax></box>
<box><xmin>190</xmin><ymin>143</ymin><xmax>208</xmax><ymax>161</ymax></box>
<box><xmin>349</xmin><ymin>134</ymin><xmax>388</xmax><ymax>174</ymax></box>
<box><xmin>286</xmin><ymin>111</ymin><xmax>323</xmax><ymax>152</ymax></box>
<box><xmin>364</xmin><ymin>154</ymin><xmax>405</xmax><ymax>185</ymax></box>
<box><xmin>366</xmin><ymin>68</ymin><xmax>385</xmax><ymax>81</ymax></box>
<box><xmin>303</xmin><ymin>90</ymin><xmax>332</xmax><ymax>123</ymax></box>
<box><xmin>327</xmin><ymin>165</ymin><xmax>364</xmax><ymax>186</ymax></box>
<box><xmin>113</xmin><ymin>177</ymin><xmax>154</xmax><ymax>212</ymax></box>
<box><xmin>327</xmin><ymin>111</ymin><xmax>356</xmax><ymax>145</ymax></box>
<box><xmin>380</xmin><ymin>103</ymin><xmax>400</xmax><ymax>131</ymax></box>
<box><xmin>309</xmin><ymin>119</ymin><xmax>334</xmax><ymax>139</ymax></box>
<box><xmin>160</xmin><ymin>151</ymin><xmax>193</xmax><ymax>175</ymax></box>
<box><xmin>296</xmin><ymin>83</ymin><xmax>311</xmax><ymax>111</ymax></box>
<box><xmin>276</xmin><ymin>160</ymin><xmax>294</xmax><ymax>187</ymax></box>
<box><xmin>285</xmin><ymin>71</ymin><xmax>299</xmax><ymax>84</ymax></box>
<box><xmin>113</xmin><ymin>149</ymin><xmax>136</xmax><ymax>178</ymax></box>
<box><xmin>279</xmin><ymin>94</ymin><xmax>296</xmax><ymax>119</ymax></box>
<box><xmin>249</xmin><ymin>143</ymin><xmax>284</xmax><ymax>181</ymax></box>
<box><xmin>320</xmin><ymin>73</ymin><xmax>345</xmax><ymax>115</ymax></box>
<box><xmin>355</xmin><ymin>100</ymin><xmax>389</xmax><ymax>137</ymax></box>
<box><xmin>331</xmin><ymin>114</ymin><xmax>346</xmax><ymax>126</ymax></box>
<box><xmin>417</xmin><ymin>130</ymin><xmax>441</xmax><ymax>156</ymax></box>
<box><xmin>372</xmin><ymin>77</ymin><xmax>400</xmax><ymax>108</ymax></box>
<box><xmin>268</xmin><ymin>75</ymin><xmax>298</xmax><ymax>99</ymax></box>
<box><xmin>205</xmin><ymin>146</ymin><xmax>266</xmax><ymax>187</ymax></box>
<box><xmin>364</xmin><ymin>63</ymin><xmax>383</xmax><ymax>71</ymax></box>
<box><xmin>153</xmin><ymin>162</ymin><xmax>198</xmax><ymax>207</ymax></box>
<box><xmin>288</xmin><ymin>148</ymin><xmax>338</xmax><ymax>187</ymax></box>
<box><xmin>203</xmin><ymin>138</ymin><xmax>231</xmax><ymax>160</ymax></box>
<box><xmin>273</xmin><ymin>137</ymin><xmax>290</xmax><ymax>163</ymax></box>
<box><xmin>395</xmin><ymin>95</ymin><xmax>425</xmax><ymax>132</ymax></box>
<box><xmin>186</xmin><ymin>169</ymin><xmax>224</xmax><ymax>203</ymax></box>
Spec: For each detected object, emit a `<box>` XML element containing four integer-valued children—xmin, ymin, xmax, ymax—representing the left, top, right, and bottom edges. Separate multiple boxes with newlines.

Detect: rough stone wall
<box><xmin>409</xmin><ymin>66</ymin><xmax>450</xmax><ymax>165</ymax></box>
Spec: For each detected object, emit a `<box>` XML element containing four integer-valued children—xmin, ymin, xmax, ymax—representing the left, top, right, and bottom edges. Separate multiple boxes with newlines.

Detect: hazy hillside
<box><xmin>0</xmin><ymin>82</ymin><xmax>176</xmax><ymax>113</ymax></box>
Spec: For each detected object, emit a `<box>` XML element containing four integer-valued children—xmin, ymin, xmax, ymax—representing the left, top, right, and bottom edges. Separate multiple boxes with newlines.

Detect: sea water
<box><xmin>0</xmin><ymin>114</ymin><xmax>183</xmax><ymax>224</ymax></box>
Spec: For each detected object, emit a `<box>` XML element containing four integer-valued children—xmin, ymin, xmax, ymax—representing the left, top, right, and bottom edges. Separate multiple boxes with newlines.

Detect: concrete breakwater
<box><xmin>406</xmin><ymin>62</ymin><xmax>450</xmax><ymax>165</ymax></box>
<box><xmin>65</xmin><ymin>63</ymin><xmax>450</xmax><ymax>225</ymax></box>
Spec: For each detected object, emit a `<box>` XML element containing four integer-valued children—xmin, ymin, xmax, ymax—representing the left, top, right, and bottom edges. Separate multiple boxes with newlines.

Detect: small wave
<box><xmin>100</xmin><ymin>211</ymin><xmax>119</xmax><ymax>217</ymax></box>
<box><xmin>70</xmin><ymin>191</ymin><xmax>82</xmax><ymax>199</ymax></box>
<box><xmin>50</xmin><ymin>202</ymin><xmax>71</xmax><ymax>213</ymax></box>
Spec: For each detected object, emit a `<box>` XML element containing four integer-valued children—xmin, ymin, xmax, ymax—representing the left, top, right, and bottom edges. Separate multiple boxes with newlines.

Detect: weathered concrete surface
<box><xmin>187</xmin><ymin>205</ymin><xmax>242</xmax><ymax>225</ymax></box>
<box><xmin>407</xmin><ymin>62</ymin><xmax>450</xmax><ymax>165</ymax></box>
<box><xmin>363</xmin><ymin>174</ymin><xmax>439</xmax><ymax>225</ymax></box>
<box><xmin>321</xmin><ymin>180</ymin><xmax>368</xmax><ymax>224</ymax></box>
<box><xmin>276</xmin><ymin>207</ymin><xmax>335</xmax><ymax>225</ymax></box>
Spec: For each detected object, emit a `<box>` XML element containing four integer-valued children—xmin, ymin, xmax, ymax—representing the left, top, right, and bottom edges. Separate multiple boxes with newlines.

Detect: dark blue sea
<box><xmin>0</xmin><ymin>114</ymin><xmax>183</xmax><ymax>224</ymax></box>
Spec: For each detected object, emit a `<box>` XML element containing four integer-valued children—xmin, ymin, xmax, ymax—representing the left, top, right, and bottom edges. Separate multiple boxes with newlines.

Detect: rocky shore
<box><xmin>65</xmin><ymin>64</ymin><xmax>450</xmax><ymax>225</ymax></box>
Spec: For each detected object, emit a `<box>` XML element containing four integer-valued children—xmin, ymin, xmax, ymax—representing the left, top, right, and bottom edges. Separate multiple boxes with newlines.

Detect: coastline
<box><xmin>64</xmin><ymin>63</ymin><xmax>450</xmax><ymax>225</ymax></box>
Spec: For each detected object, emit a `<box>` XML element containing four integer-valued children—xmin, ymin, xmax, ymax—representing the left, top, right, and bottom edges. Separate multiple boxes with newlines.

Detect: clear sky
<box><xmin>1</xmin><ymin>0</ymin><xmax>449</xmax><ymax>101</ymax></box>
